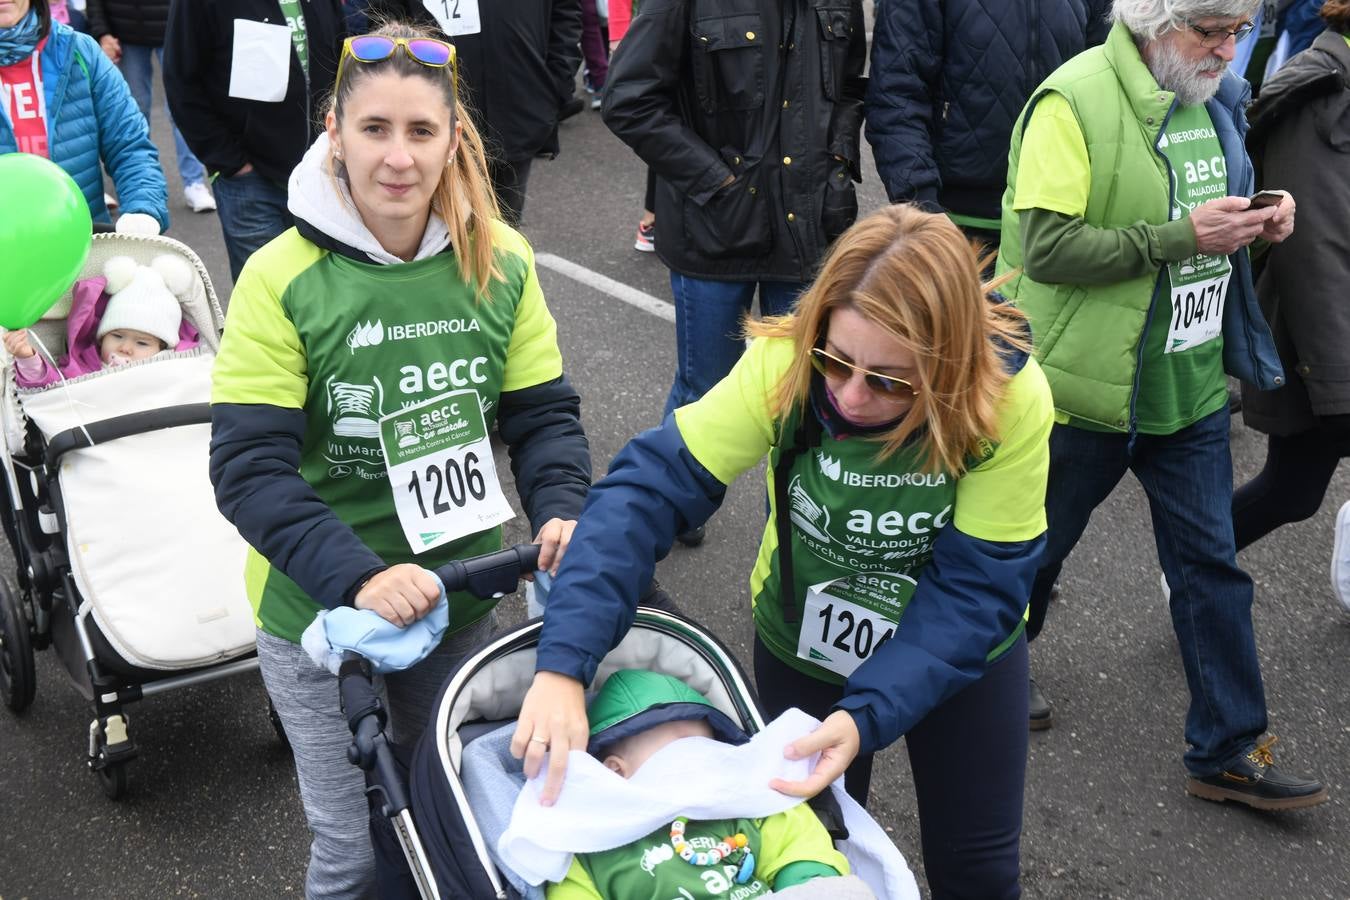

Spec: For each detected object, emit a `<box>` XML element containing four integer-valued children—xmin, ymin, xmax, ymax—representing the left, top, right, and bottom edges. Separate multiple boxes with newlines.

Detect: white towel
<box><xmin>498</xmin><ymin>708</ymin><xmax>918</xmax><ymax>899</ymax></box>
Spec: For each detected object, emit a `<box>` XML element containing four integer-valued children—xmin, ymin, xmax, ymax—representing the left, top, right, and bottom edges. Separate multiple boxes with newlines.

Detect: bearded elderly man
<box><xmin>996</xmin><ymin>0</ymin><xmax>1327</xmax><ymax>811</ymax></box>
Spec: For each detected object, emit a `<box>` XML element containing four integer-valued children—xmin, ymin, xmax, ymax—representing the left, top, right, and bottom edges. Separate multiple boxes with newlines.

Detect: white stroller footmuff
<box><xmin>19</xmin><ymin>353</ymin><xmax>253</xmax><ymax>669</ymax></box>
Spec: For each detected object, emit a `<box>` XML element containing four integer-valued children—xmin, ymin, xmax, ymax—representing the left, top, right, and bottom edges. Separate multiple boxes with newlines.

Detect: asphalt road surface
<box><xmin>2</xmin><ymin>73</ymin><xmax>1348</xmax><ymax>900</ymax></box>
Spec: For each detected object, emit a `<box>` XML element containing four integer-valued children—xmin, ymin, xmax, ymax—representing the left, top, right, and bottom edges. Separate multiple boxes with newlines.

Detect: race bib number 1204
<box><xmin>796</xmin><ymin>576</ymin><xmax>913</xmax><ymax>679</ymax></box>
<box><xmin>379</xmin><ymin>389</ymin><xmax>514</xmax><ymax>554</ymax></box>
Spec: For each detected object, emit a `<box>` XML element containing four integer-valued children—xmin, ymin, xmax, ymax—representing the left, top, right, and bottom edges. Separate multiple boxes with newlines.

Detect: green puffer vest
<box><xmin>996</xmin><ymin>21</ymin><xmax>1281</xmax><ymax>431</ymax></box>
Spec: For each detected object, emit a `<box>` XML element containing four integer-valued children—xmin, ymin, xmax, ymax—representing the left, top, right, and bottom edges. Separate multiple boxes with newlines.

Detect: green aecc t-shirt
<box><xmin>675</xmin><ymin>337</ymin><xmax>1052</xmax><ymax>684</ymax></box>
<box><xmin>212</xmin><ymin>222</ymin><xmax>563</xmax><ymax>642</ymax></box>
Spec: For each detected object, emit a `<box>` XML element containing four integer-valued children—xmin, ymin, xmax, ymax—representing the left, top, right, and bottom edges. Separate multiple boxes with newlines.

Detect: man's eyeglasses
<box><xmin>335</xmin><ymin>35</ymin><xmax>457</xmax><ymax>92</ymax></box>
<box><xmin>1188</xmin><ymin>20</ymin><xmax>1256</xmax><ymax>48</ymax></box>
<box><xmin>809</xmin><ymin>347</ymin><xmax>918</xmax><ymax>404</ymax></box>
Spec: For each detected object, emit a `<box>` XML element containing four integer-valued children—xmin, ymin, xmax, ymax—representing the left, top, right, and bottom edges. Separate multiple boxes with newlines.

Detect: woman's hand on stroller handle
<box><xmin>530</xmin><ymin>517</ymin><xmax>576</xmax><ymax>578</ymax></box>
<box><xmin>769</xmin><ymin>709</ymin><xmax>861</xmax><ymax>799</ymax></box>
<box><xmin>354</xmin><ymin>564</ymin><xmax>441</xmax><ymax>627</ymax></box>
<box><xmin>511</xmin><ymin>670</ymin><xmax>589</xmax><ymax>806</ymax></box>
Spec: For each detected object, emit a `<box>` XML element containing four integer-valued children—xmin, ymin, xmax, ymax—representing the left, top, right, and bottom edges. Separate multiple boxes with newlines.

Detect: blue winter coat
<box><xmin>865</xmin><ymin>0</ymin><xmax>1110</xmax><ymax>223</ymax></box>
<box><xmin>0</xmin><ymin>23</ymin><xmax>168</xmax><ymax>230</ymax></box>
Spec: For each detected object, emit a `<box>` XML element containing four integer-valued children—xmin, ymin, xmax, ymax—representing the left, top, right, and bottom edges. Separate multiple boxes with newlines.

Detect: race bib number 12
<box><xmin>422</xmin><ymin>0</ymin><xmax>481</xmax><ymax>36</ymax></box>
<box><xmin>379</xmin><ymin>389</ymin><xmax>514</xmax><ymax>554</ymax></box>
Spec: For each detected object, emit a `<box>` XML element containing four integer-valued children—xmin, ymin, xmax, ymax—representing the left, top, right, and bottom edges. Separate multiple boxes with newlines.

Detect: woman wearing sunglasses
<box><xmin>209</xmin><ymin>24</ymin><xmax>590</xmax><ymax>900</ymax></box>
<box><xmin>514</xmin><ymin>204</ymin><xmax>1053</xmax><ymax>897</ymax></box>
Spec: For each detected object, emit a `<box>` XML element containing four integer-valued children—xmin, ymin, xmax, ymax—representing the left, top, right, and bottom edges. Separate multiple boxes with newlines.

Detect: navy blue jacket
<box><xmin>865</xmin><ymin>0</ymin><xmax>1110</xmax><ymax>222</ymax></box>
<box><xmin>536</xmin><ymin>364</ymin><xmax>1043</xmax><ymax>755</ymax></box>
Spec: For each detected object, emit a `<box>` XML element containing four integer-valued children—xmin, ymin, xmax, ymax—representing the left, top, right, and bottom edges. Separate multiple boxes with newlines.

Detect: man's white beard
<box><xmin>1144</xmin><ymin>37</ymin><xmax>1228</xmax><ymax>106</ymax></box>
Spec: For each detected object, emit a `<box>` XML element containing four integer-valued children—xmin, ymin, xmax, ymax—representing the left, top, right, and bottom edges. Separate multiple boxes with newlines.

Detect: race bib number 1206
<box><xmin>379</xmin><ymin>389</ymin><xmax>514</xmax><ymax>554</ymax></box>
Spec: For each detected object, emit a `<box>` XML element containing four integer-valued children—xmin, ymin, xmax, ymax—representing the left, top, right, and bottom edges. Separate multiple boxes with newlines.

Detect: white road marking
<box><xmin>535</xmin><ymin>252</ymin><xmax>675</xmax><ymax>323</ymax></box>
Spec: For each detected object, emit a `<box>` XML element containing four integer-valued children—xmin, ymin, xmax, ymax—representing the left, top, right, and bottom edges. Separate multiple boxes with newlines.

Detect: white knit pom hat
<box><xmin>97</xmin><ymin>255</ymin><xmax>189</xmax><ymax>349</ymax></box>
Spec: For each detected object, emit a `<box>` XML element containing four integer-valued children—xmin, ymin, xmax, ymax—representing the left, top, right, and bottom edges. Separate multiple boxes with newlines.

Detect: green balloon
<box><xmin>0</xmin><ymin>154</ymin><xmax>93</xmax><ymax>330</ymax></box>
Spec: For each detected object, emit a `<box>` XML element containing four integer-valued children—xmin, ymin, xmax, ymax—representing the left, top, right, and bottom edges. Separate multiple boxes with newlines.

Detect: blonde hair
<box><xmin>328</xmin><ymin>21</ymin><xmax>502</xmax><ymax>298</ymax></box>
<box><xmin>750</xmin><ymin>204</ymin><xmax>1029</xmax><ymax>474</ymax></box>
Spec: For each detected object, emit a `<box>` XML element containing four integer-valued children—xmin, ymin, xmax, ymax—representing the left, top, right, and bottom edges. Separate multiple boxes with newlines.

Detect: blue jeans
<box><xmin>664</xmin><ymin>274</ymin><xmax>806</xmax><ymax>417</ymax></box>
<box><xmin>118</xmin><ymin>44</ymin><xmax>207</xmax><ymax>188</ymax></box>
<box><xmin>1026</xmin><ymin>409</ymin><xmax>1267</xmax><ymax>776</ymax></box>
<box><xmin>212</xmin><ymin>170</ymin><xmax>294</xmax><ymax>282</ymax></box>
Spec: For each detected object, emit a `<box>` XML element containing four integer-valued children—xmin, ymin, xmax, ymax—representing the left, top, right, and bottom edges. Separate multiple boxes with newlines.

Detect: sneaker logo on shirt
<box><xmin>327</xmin><ymin>375</ymin><xmax>386</xmax><ymax>438</ymax></box>
<box><xmin>788</xmin><ymin>475</ymin><xmax>832</xmax><ymax>543</ymax></box>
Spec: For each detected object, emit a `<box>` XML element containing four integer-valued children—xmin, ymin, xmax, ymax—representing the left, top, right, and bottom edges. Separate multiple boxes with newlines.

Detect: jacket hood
<box><xmin>1248</xmin><ymin>30</ymin><xmax>1350</xmax><ymax>147</ymax></box>
<box><xmin>287</xmin><ymin>133</ymin><xmax>451</xmax><ymax>266</ymax></box>
<box><xmin>586</xmin><ymin>669</ymin><xmax>747</xmax><ymax>759</ymax></box>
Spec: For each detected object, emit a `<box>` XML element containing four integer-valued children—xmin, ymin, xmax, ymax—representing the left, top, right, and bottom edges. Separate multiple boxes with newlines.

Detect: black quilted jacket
<box><xmin>865</xmin><ymin>0</ymin><xmax>1111</xmax><ymax>222</ymax></box>
<box><xmin>85</xmin><ymin>0</ymin><xmax>171</xmax><ymax>47</ymax></box>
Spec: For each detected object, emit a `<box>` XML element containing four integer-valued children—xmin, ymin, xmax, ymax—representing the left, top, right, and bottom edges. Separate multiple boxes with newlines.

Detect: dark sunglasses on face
<box><xmin>335</xmin><ymin>35</ymin><xmax>457</xmax><ymax>91</ymax></box>
<box><xmin>809</xmin><ymin>347</ymin><xmax>918</xmax><ymax>404</ymax></box>
<box><xmin>1188</xmin><ymin>20</ymin><xmax>1255</xmax><ymax>48</ymax></box>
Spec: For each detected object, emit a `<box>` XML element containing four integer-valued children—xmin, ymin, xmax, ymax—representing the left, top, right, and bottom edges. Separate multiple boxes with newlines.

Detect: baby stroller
<box><xmin>0</xmin><ymin>233</ymin><xmax>264</xmax><ymax>798</ymax></box>
<box><xmin>341</xmin><ymin>546</ymin><xmax>914</xmax><ymax>899</ymax></box>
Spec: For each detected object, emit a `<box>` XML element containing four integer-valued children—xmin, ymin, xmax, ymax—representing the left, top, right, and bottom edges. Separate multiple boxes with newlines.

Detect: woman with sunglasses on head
<box><xmin>208</xmin><ymin>23</ymin><xmax>590</xmax><ymax>900</ymax></box>
<box><xmin>514</xmin><ymin>204</ymin><xmax>1053</xmax><ymax>898</ymax></box>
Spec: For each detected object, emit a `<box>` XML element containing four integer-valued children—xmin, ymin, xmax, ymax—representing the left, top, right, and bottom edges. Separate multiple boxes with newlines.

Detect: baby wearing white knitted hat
<box><xmin>95</xmin><ymin>255</ymin><xmax>189</xmax><ymax>367</ymax></box>
<box><xmin>4</xmin><ymin>254</ymin><xmax>192</xmax><ymax>382</ymax></box>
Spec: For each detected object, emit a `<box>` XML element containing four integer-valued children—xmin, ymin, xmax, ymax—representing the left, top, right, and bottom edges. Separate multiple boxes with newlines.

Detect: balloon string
<box><xmin>25</xmin><ymin>330</ymin><xmax>96</xmax><ymax>451</ymax></box>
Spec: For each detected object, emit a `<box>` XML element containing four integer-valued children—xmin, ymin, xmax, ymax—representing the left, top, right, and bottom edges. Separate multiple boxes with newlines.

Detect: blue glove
<box><xmin>300</xmin><ymin>572</ymin><xmax>449</xmax><ymax>674</ymax></box>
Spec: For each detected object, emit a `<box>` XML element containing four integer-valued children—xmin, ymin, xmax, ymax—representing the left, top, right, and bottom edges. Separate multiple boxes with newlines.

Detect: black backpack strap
<box><xmin>772</xmin><ymin>407</ymin><xmax>823</xmax><ymax>624</ymax></box>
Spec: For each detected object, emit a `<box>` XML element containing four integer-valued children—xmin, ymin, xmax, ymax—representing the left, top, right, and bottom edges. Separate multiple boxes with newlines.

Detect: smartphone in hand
<box><xmin>1248</xmin><ymin>190</ymin><xmax>1285</xmax><ymax>209</ymax></box>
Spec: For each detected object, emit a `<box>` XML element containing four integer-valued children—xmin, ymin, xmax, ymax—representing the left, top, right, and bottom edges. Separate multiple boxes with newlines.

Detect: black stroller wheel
<box><xmin>95</xmin><ymin>759</ymin><xmax>129</xmax><ymax>800</ymax></box>
<box><xmin>0</xmin><ymin>578</ymin><xmax>35</xmax><ymax>713</ymax></box>
<box><xmin>267</xmin><ymin>699</ymin><xmax>292</xmax><ymax>753</ymax></box>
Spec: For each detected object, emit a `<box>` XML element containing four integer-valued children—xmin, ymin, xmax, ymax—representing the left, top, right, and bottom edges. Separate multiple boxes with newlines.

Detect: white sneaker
<box><xmin>104</xmin><ymin>191</ymin><xmax>119</xmax><ymax>212</ymax></box>
<box><xmin>1332</xmin><ymin>500</ymin><xmax>1350</xmax><ymax>613</ymax></box>
<box><xmin>1161</xmin><ymin>572</ymin><xmax>1171</xmax><ymax>603</ymax></box>
<box><xmin>184</xmin><ymin>182</ymin><xmax>217</xmax><ymax>213</ymax></box>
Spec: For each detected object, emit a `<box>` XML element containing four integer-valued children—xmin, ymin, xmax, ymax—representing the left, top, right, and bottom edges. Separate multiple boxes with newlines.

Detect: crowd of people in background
<box><xmin>3</xmin><ymin>0</ymin><xmax>1349</xmax><ymax>896</ymax></box>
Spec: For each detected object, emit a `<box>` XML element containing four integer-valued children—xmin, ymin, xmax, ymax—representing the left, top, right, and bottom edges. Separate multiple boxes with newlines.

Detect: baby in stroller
<box><xmin>544</xmin><ymin>669</ymin><xmax>859</xmax><ymax>899</ymax></box>
<box><xmin>4</xmin><ymin>254</ymin><xmax>199</xmax><ymax>387</ymax></box>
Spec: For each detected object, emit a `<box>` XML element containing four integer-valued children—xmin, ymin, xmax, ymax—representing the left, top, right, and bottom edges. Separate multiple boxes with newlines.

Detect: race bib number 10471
<box><xmin>379</xmin><ymin>389</ymin><xmax>514</xmax><ymax>554</ymax></box>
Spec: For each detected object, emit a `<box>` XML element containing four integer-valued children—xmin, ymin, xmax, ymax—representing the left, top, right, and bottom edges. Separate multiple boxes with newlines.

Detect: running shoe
<box><xmin>1333</xmin><ymin>500</ymin><xmax>1350</xmax><ymax>613</ymax></box>
<box><xmin>634</xmin><ymin>219</ymin><xmax>655</xmax><ymax>252</ymax></box>
<box><xmin>184</xmin><ymin>182</ymin><xmax>217</xmax><ymax>213</ymax></box>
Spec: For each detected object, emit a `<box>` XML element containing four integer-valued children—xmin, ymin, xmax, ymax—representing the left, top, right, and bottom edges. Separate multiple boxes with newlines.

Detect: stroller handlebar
<box><xmin>432</xmin><ymin>543</ymin><xmax>541</xmax><ymax>600</ymax></box>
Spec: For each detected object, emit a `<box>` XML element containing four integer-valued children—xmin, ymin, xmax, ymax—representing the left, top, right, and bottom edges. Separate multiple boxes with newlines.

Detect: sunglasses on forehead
<box><xmin>335</xmin><ymin>35</ymin><xmax>457</xmax><ymax>91</ymax></box>
<box><xmin>809</xmin><ymin>347</ymin><xmax>919</xmax><ymax>404</ymax></box>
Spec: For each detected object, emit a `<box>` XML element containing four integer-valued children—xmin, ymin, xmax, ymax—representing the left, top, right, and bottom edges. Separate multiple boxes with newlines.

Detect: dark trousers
<box><xmin>579</xmin><ymin>0</ymin><xmax>609</xmax><ymax>88</ymax></box>
<box><xmin>1232</xmin><ymin>415</ymin><xmax>1350</xmax><ymax>551</ymax></box>
<box><xmin>754</xmin><ymin>636</ymin><xmax>1028</xmax><ymax>900</ymax></box>
<box><xmin>1027</xmin><ymin>410</ymin><xmax>1267</xmax><ymax>775</ymax></box>
<box><xmin>489</xmin><ymin>157</ymin><xmax>533</xmax><ymax>227</ymax></box>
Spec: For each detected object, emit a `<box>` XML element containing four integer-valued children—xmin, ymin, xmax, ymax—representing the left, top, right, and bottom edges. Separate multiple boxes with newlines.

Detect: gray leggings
<box><xmin>257</xmin><ymin>613</ymin><xmax>497</xmax><ymax>900</ymax></box>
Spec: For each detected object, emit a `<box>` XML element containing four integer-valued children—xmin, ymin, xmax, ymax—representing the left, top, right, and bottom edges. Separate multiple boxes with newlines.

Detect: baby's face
<box><xmin>100</xmin><ymin>329</ymin><xmax>166</xmax><ymax>366</ymax></box>
<box><xmin>603</xmin><ymin>718</ymin><xmax>714</xmax><ymax>779</ymax></box>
